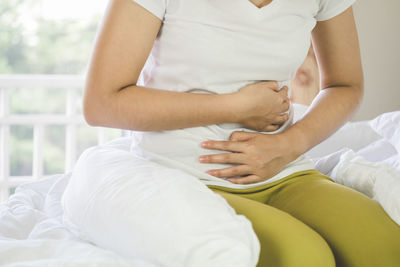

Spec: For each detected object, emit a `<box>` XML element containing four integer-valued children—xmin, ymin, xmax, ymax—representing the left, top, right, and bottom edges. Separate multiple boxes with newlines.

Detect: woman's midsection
<box><xmin>129</xmin><ymin>115</ymin><xmax>293</xmax><ymax>177</ymax></box>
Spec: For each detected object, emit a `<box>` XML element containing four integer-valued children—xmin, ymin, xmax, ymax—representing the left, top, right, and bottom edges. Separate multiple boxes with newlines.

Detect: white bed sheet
<box><xmin>1</xmin><ymin>105</ymin><xmax>399</xmax><ymax>266</ymax></box>
<box><xmin>0</xmin><ymin>171</ymin><xmax>157</xmax><ymax>267</ymax></box>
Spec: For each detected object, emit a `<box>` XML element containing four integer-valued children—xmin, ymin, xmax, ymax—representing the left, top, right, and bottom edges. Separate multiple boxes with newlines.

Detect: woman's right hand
<box><xmin>232</xmin><ymin>81</ymin><xmax>291</xmax><ymax>132</ymax></box>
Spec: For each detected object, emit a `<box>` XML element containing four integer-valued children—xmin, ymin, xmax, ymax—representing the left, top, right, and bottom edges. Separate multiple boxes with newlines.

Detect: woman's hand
<box><xmin>198</xmin><ymin>131</ymin><xmax>300</xmax><ymax>184</ymax></box>
<box><xmin>232</xmin><ymin>81</ymin><xmax>291</xmax><ymax>132</ymax></box>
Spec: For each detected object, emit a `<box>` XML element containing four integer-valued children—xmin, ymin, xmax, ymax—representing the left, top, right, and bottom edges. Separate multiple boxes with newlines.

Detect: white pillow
<box><xmin>369</xmin><ymin>111</ymin><xmax>400</xmax><ymax>153</ymax></box>
<box><xmin>61</xmin><ymin>143</ymin><xmax>260</xmax><ymax>267</ymax></box>
<box><xmin>293</xmin><ymin>104</ymin><xmax>382</xmax><ymax>158</ymax></box>
<box><xmin>305</xmin><ymin>121</ymin><xmax>381</xmax><ymax>158</ymax></box>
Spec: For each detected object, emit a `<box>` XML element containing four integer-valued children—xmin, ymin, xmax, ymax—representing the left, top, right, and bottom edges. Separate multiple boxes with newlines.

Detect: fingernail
<box><xmin>201</xmin><ymin>142</ymin><xmax>209</xmax><ymax>148</ymax></box>
<box><xmin>198</xmin><ymin>156</ymin><xmax>206</xmax><ymax>162</ymax></box>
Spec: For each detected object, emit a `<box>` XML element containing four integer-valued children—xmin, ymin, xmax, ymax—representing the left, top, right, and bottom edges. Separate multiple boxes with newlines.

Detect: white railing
<box><xmin>0</xmin><ymin>74</ymin><xmax>130</xmax><ymax>203</ymax></box>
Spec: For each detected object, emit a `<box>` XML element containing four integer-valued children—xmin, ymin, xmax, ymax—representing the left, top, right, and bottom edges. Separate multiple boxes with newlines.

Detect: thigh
<box><xmin>210</xmin><ymin>189</ymin><xmax>335</xmax><ymax>267</ymax></box>
<box><xmin>267</xmin><ymin>175</ymin><xmax>400</xmax><ymax>267</ymax></box>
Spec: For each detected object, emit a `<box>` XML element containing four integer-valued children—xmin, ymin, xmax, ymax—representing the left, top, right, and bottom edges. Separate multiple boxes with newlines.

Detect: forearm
<box><xmin>85</xmin><ymin>85</ymin><xmax>238</xmax><ymax>131</ymax></box>
<box><xmin>283</xmin><ymin>85</ymin><xmax>363</xmax><ymax>157</ymax></box>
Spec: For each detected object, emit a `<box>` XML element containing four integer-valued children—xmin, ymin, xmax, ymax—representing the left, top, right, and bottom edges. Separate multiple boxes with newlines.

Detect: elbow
<box><xmin>82</xmin><ymin>89</ymin><xmax>106</xmax><ymax>127</ymax></box>
<box><xmin>357</xmin><ymin>85</ymin><xmax>364</xmax><ymax>107</ymax></box>
<box><xmin>323</xmin><ymin>79</ymin><xmax>364</xmax><ymax>105</ymax></box>
<box><xmin>349</xmin><ymin>82</ymin><xmax>365</xmax><ymax>108</ymax></box>
<box><xmin>83</xmin><ymin>98</ymin><xmax>100</xmax><ymax>127</ymax></box>
<box><xmin>352</xmin><ymin>78</ymin><xmax>364</xmax><ymax>107</ymax></box>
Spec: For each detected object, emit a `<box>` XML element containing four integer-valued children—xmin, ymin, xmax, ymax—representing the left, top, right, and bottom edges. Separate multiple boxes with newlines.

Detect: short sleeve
<box><xmin>132</xmin><ymin>0</ymin><xmax>167</xmax><ymax>21</ymax></box>
<box><xmin>315</xmin><ymin>0</ymin><xmax>356</xmax><ymax>21</ymax></box>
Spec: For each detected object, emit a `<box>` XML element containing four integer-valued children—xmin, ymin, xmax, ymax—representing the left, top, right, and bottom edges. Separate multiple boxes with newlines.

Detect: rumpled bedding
<box><xmin>0</xmin><ymin>172</ymin><xmax>154</xmax><ymax>267</ymax></box>
<box><xmin>1</xmin><ymin>105</ymin><xmax>399</xmax><ymax>266</ymax></box>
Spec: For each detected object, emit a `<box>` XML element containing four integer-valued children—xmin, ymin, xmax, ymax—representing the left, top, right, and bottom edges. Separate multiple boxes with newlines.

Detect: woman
<box><xmin>67</xmin><ymin>0</ymin><xmax>400</xmax><ymax>266</ymax></box>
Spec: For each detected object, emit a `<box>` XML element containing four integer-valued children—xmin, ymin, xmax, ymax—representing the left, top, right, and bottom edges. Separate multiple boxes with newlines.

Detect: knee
<box><xmin>377</xmin><ymin>242</ymin><xmax>400</xmax><ymax>267</ymax></box>
<box><xmin>343</xmin><ymin>232</ymin><xmax>400</xmax><ymax>267</ymax></box>
<box><xmin>280</xmin><ymin>233</ymin><xmax>335</xmax><ymax>267</ymax></box>
<box><xmin>256</xmin><ymin>221</ymin><xmax>335</xmax><ymax>267</ymax></box>
<box><xmin>366</xmin><ymin>222</ymin><xmax>400</xmax><ymax>267</ymax></box>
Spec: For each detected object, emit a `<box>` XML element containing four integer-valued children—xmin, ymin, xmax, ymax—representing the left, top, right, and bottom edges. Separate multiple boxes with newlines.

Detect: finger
<box><xmin>229</xmin><ymin>131</ymin><xmax>258</xmax><ymax>142</ymax></box>
<box><xmin>277</xmin><ymin>101</ymin><xmax>290</xmax><ymax>114</ymax></box>
<box><xmin>279</xmin><ymin>91</ymin><xmax>290</xmax><ymax>105</ymax></box>
<box><xmin>201</xmin><ymin>140</ymin><xmax>246</xmax><ymax>153</ymax></box>
<box><xmin>282</xmin><ymin>95</ymin><xmax>290</xmax><ymax>104</ymax></box>
<box><xmin>198</xmin><ymin>152</ymin><xmax>247</xmax><ymax>165</ymax></box>
<box><xmin>206</xmin><ymin>164</ymin><xmax>252</xmax><ymax>178</ymax></box>
<box><xmin>278</xmin><ymin>86</ymin><xmax>289</xmax><ymax>96</ymax></box>
<box><xmin>272</xmin><ymin>114</ymin><xmax>289</xmax><ymax>125</ymax></box>
<box><xmin>227</xmin><ymin>175</ymin><xmax>263</xmax><ymax>185</ymax></box>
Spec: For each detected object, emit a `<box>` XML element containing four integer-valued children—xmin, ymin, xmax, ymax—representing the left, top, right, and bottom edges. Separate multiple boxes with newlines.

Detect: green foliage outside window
<box><xmin>1</xmin><ymin>0</ymin><xmax>122</xmax><ymax>186</ymax></box>
<box><xmin>0</xmin><ymin>0</ymin><xmax>101</xmax><ymax>74</ymax></box>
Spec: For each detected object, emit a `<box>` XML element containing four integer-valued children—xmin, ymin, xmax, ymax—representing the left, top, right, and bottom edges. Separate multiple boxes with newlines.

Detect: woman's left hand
<box><xmin>198</xmin><ymin>131</ymin><xmax>299</xmax><ymax>184</ymax></box>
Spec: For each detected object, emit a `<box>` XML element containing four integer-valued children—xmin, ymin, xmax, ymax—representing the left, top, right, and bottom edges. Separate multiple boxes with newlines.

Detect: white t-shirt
<box><xmin>129</xmin><ymin>0</ymin><xmax>356</xmax><ymax>189</ymax></box>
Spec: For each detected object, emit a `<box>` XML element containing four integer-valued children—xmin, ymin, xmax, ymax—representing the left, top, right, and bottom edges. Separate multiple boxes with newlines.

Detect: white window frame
<box><xmin>0</xmin><ymin>74</ymin><xmax>130</xmax><ymax>203</ymax></box>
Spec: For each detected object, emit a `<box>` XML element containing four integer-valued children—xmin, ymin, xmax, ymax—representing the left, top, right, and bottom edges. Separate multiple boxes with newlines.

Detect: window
<box><xmin>0</xmin><ymin>0</ymin><xmax>130</xmax><ymax>203</ymax></box>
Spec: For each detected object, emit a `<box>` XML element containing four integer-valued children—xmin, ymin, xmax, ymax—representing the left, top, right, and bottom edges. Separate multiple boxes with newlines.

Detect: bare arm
<box><xmin>83</xmin><ymin>0</ymin><xmax>289</xmax><ymax>131</ymax></box>
<box><xmin>284</xmin><ymin>6</ymin><xmax>364</xmax><ymax>157</ymax></box>
<box><xmin>83</xmin><ymin>0</ymin><xmax>239</xmax><ymax>131</ymax></box>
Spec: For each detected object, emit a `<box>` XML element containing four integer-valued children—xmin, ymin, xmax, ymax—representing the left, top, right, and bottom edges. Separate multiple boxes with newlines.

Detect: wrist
<box><xmin>281</xmin><ymin>125</ymin><xmax>311</xmax><ymax>159</ymax></box>
<box><xmin>219</xmin><ymin>92</ymin><xmax>245</xmax><ymax>124</ymax></box>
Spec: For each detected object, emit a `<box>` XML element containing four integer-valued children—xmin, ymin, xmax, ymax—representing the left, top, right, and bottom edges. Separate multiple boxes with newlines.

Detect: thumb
<box><xmin>229</xmin><ymin>131</ymin><xmax>258</xmax><ymax>141</ymax></box>
<box><xmin>279</xmin><ymin>86</ymin><xmax>289</xmax><ymax>96</ymax></box>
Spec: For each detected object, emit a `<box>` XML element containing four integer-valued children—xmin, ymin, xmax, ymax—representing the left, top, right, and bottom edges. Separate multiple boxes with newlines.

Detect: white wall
<box><xmin>352</xmin><ymin>0</ymin><xmax>400</xmax><ymax>120</ymax></box>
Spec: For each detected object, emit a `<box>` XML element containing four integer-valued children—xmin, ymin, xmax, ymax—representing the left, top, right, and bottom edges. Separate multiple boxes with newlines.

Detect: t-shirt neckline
<box><xmin>245</xmin><ymin>0</ymin><xmax>278</xmax><ymax>12</ymax></box>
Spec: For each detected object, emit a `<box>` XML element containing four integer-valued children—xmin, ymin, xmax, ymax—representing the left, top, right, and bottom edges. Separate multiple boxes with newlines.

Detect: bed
<box><xmin>1</xmin><ymin>104</ymin><xmax>399</xmax><ymax>266</ymax></box>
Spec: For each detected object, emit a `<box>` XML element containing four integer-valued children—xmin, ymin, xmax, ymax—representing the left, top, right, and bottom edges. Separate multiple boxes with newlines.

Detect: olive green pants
<box><xmin>207</xmin><ymin>169</ymin><xmax>400</xmax><ymax>267</ymax></box>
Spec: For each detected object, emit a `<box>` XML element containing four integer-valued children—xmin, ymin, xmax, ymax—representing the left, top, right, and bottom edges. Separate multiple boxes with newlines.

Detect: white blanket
<box><xmin>1</xmin><ymin>107</ymin><xmax>399</xmax><ymax>266</ymax></box>
<box><xmin>0</xmin><ymin>172</ymin><xmax>153</xmax><ymax>267</ymax></box>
